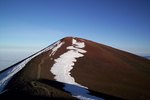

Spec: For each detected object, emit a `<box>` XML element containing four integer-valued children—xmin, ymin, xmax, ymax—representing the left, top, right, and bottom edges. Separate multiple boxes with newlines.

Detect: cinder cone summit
<box><xmin>0</xmin><ymin>37</ymin><xmax>150</xmax><ymax>100</ymax></box>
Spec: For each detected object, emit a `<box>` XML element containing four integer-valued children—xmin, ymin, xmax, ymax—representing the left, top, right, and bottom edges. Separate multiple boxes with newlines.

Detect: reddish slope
<box><xmin>1</xmin><ymin>37</ymin><xmax>150</xmax><ymax>99</ymax></box>
<box><xmin>71</xmin><ymin>37</ymin><xmax>150</xmax><ymax>99</ymax></box>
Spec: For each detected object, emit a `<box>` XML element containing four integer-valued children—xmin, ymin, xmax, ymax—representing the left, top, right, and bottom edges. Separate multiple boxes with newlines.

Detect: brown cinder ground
<box><xmin>71</xmin><ymin>37</ymin><xmax>150</xmax><ymax>99</ymax></box>
<box><xmin>1</xmin><ymin>37</ymin><xmax>150</xmax><ymax>100</ymax></box>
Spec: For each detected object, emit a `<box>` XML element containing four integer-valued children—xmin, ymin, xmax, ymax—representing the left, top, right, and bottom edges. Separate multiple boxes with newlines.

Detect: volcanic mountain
<box><xmin>0</xmin><ymin>37</ymin><xmax>150</xmax><ymax>100</ymax></box>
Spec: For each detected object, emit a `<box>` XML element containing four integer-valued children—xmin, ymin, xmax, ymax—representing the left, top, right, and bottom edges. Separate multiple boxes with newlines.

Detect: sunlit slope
<box><xmin>0</xmin><ymin>37</ymin><xmax>150</xmax><ymax>99</ymax></box>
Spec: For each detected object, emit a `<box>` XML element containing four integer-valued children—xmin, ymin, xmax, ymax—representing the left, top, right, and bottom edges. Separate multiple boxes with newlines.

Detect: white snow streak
<box><xmin>49</xmin><ymin>41</ymin><xmax>64</xmax><ymax>56</ymax></box>
<box><xmin>0</xmin><ymin>40</ymin><xmax>64</xmax><ymax>93</ymax></box>
<box><xmin>51</xmin><ymin>38</ymin><xmax>103</xmax><ymax>100</ymax></box>
<box><xmin>51</xmin><ymin>50</ymin><xmax>85</xmax><ymax>86</ymax></box>
<box><xmin>51</xmin><ymin>39</ymin><xmax>86</xmax><ymax>86</ymax></box>
<box><xmin>72</xmin><ymin>39</ymin><xmax>85</xmax><ymax>48</ymax></box>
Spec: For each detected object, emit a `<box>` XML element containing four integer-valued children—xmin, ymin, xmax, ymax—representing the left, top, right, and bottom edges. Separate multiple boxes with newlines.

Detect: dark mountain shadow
<box><xmin>39</xmin><ymin>79</ymin><xmax>123</xmax><ymax>100</ymax></box>
<box><xmin>39</xmin><ymin>79</ymin><xmax>65</xmax><ymax>91</ymax></box>
<box><xmin>0</xmin><ymin>95</ymin><xmax>68</xmax><ymax>100</ymax></box>
<box><xmin>1</xmin><ymin>79</ymin><xmax>122</xmax><ymax>100</ymax></box>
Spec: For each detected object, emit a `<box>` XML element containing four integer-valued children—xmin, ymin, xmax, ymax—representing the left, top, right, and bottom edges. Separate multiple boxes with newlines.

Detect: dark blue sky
<box><xmin>0</xmin><ymin>0</ymin><xmax>150</xmax><ymax>55</ymax></box>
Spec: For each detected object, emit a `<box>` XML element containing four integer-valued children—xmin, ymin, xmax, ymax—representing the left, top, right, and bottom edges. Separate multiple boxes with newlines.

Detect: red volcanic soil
<box><xmin>1</xmin><ymin>37</ymin><xmax>150</xmax><ymax>99</ymax></box>
<box><xmin>72</xmin><ymin>37</ymin><xmax>150</xmax><ymax>99</ymax></box>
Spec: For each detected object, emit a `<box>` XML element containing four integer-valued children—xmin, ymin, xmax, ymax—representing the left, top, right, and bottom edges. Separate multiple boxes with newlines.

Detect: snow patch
<box><xmin>49</xmin><ymin>41</ymin><xmax>64</xmax><ymax>56</ymax></box>
<box><xmin>51</xmin><ymin>38</ymin><xmax>103</xmax><ymax>100</ymax></box>
<box><xmin>67</xmin><ymin>46</ymin><xmax>87</xmax><ymax>53</ymax></box>
<box><xmin>52</xmin><ymin>50</ymin><xmax>85</xmax><ymax>86</ymax></box>
<box><xmin>72</xmin><ymin>39</ymin><xmax>85</xmax><ymax>48</ymax></box>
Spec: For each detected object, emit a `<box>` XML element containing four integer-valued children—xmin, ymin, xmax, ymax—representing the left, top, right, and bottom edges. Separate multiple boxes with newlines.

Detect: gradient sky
<box><xmin>0</xmin><ymin>0</ymin><xmax>150</xmax><ymax>56</ymax></box>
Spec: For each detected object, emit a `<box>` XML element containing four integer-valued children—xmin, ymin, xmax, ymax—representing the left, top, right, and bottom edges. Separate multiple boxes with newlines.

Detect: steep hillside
<box><xmin>0</xmin><ymin>37</ymin><xmax>150</xmax><ymax>100</ymax></box>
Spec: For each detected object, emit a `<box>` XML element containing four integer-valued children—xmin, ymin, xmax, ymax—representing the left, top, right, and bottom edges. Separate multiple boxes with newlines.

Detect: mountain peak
<box><xmin>61</xmin><ymin>36</ymin><xmax>85</xmax><ymax>43</ymax></box>
<box><xmin>0</xmin><ymin>37</ymin><xmax>150</xmax><ymax>99</ymax></box>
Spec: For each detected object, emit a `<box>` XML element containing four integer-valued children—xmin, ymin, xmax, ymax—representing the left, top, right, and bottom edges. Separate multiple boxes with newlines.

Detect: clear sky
<box><xmin>0</xmin><ymin>0</ymin><xmax>150</xmax><ymax>56</ymax></box>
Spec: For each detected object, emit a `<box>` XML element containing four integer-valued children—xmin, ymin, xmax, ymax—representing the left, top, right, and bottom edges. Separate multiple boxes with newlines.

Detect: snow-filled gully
<box><xmin>51</xmin><ymin>38</ymin><xmax>103</xmax><ymax>100</ymax></box>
